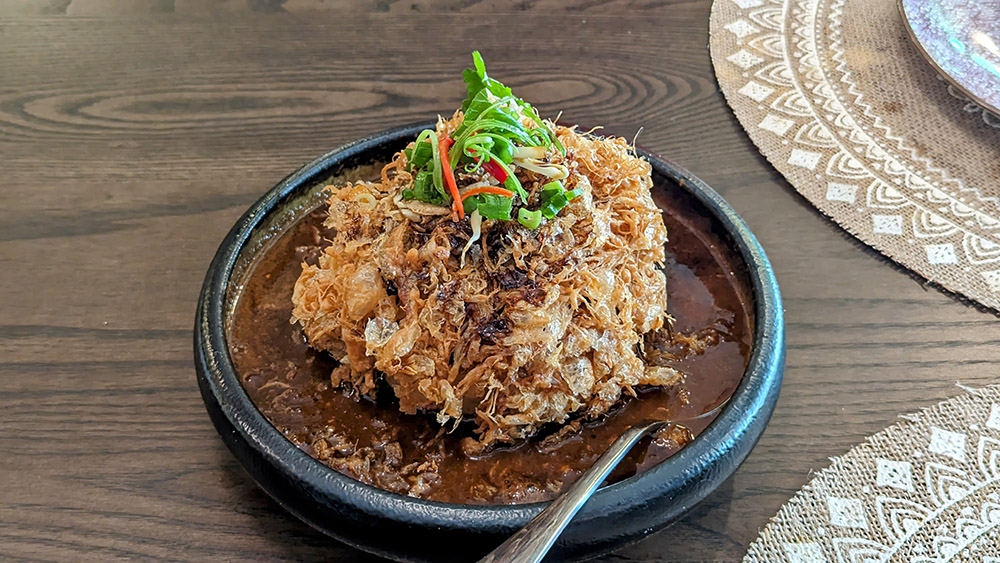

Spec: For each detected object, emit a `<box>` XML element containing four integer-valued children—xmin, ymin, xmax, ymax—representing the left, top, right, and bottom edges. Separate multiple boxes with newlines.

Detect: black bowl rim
<box><xmin>195</xmin><ymin>121</ymin><xmax>784</xmax><ymax>535</ymax></box>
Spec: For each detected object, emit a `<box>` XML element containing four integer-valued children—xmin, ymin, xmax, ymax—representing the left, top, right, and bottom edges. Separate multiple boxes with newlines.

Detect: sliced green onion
<box><xmin>406</xmin><ymin>140</ymin><xmax>433</xmax><ymax>169</ymax></box>
<box><xmin>518</xmin><ymin>208</ymin><xmax>542</xmax><ymax>229</ymax></box>
<box><xmin>463</xmin><ymin>193</ymin><xmax>513</xmax><ymax>220</ymax></box>
<box><xmin>541</xmin><ymin>180</ymin><xmax>563</xmax><ymax>195</ymax></box>
<box><xmin>402</xmin><ymin>170</ymin><xmax>442</xmax><ymax>204</ymax></box>
<box><xmin>450</xmin><ymin>119</ymin><xmax>534</xmax><ymax>162</ymax></box>
<box><xmin>541</xmin><ymin>198</ymin><xmax>567</xmax><ymax>219</ymax></box>
<box><xmin>429</xmin><ymin>130</ymin><xmax>445</xmax><ymax>202</ymax></box>
<box><xmin>406</xmin><ymin>129</ymin><xmax>435</xmax><ymax>171</ymax></box>
<box><xmin>461</xmin><ymin>132</ymin><xmax>515</xmax><ymax>164</ymax></box>
<box><xmin>539</xmin><ymin>180</ymin><xmax>579</xmax><ymax>219</ymax></box>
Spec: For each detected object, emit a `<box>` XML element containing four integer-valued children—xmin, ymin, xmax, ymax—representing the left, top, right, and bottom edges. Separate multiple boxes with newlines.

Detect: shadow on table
<box><xmin>215</xmin><ymin>445</ymin><xmax>389</xmax><ymax>562</ymax></box>
<box><xmin>603</xmin><ymin>475</ymin><xmax>740</xmax><ymax>562</ymax></box>
<box><xmin>213</xmin><ymin>439</ymin><xmax>740</xmax><ymax>562</ymax></box>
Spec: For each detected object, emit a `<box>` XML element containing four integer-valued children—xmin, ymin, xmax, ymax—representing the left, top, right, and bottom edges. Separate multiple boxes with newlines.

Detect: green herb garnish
<box><xmin>401</xmin><ymin>52</ymin><xmax>579</xmax><ymax>228</ymax></box>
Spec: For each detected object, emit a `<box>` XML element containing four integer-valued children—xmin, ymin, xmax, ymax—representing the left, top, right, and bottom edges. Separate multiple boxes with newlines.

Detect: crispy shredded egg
<box><xmin>291</xmin><ymin>115</ymin><xmax>678</xmax><ymax>455</ymax></box>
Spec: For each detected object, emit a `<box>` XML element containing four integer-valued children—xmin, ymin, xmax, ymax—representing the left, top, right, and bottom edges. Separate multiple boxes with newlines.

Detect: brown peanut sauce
<box><xmin>229</xmin><ymin>176</ymin><xmax>753</xmax><ymax>505</ymax></box>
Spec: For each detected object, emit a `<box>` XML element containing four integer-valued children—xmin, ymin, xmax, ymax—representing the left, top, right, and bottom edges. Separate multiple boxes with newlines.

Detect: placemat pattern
<box><xmin>744</xmin><ymin>385</ymin><xmax>1000</xmax><ymax>562</ymax></box>
<box><xmin>710</xmin><ymin>0</ymin><xmax>1000</xmax><ymax>312</ymax></box>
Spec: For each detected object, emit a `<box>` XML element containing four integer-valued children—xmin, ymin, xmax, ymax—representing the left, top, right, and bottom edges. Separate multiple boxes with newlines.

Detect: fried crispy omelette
<box><xmin>291</xmin><ymin>114</ymin><xmax>678</xmax><ymax>455</ymax></box>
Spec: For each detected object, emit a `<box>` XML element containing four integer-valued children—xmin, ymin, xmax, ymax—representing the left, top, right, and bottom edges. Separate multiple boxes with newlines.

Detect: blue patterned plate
<box><xmin>900</xmin><ymin>0</ymin><xmax>1000</xmax><ymax>115</ymax></box>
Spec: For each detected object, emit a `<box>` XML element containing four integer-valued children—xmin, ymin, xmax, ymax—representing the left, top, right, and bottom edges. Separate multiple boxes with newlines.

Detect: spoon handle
<box><xmin>477</xmin><ymin>420</ymin><xmax>669</xmax><ymax>563</ymax></box>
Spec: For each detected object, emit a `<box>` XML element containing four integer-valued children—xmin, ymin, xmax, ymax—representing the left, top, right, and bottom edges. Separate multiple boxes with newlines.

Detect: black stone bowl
<box><xmin>194</xmin><ymin>122</ymin><xmax>785</xmax><ymax>562</ymax></box>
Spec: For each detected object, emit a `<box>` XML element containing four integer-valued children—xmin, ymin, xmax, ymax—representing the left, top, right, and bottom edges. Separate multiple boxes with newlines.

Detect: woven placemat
<box><xmin>743</xmin><ymin>384</ymin><xmax>1000</xmax><ymax>561</ymax></box>
<box><xmin>710</xmin><ymin>0</ymin><xmax>1000</xmax><ymax>312</ymax></box>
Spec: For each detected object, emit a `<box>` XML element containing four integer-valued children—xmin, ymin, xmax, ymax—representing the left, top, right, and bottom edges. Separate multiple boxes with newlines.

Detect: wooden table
<box><xmin>3</xmin><ymin>1</ymin><xmax>998</xmax><ymax>560</ymax></box>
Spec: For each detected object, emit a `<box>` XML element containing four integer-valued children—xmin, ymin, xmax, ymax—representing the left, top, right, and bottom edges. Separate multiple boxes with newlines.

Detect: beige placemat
<box><xmin>710</xmin><ymin>0</ymin><xmax>1000</xmax><ymax>312</ymax></box>
<box><xmin>744</xmin><ymin>384</ymin><xmax>1000</xmax><ymax>561</ymax></box>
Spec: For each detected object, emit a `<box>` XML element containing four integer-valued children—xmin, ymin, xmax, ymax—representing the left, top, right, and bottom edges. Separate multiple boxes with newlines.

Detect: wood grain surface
<box><xmin>2</xmin><ymin>1</ymin><xmax>998</xmax><ymax>561</ymax></box>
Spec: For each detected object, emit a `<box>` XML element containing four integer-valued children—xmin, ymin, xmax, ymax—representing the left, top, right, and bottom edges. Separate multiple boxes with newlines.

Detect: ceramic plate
<box><xmin>900</xmin><ymin>0</ymin><xmax>1000</xmax><ymax>115</ymax></box>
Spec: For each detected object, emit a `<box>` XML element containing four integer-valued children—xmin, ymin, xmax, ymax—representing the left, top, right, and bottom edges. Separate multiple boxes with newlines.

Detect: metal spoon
<box><xmin>478</xmin><ymin>402</ymin><xmax>728</xmax><ymax>563</ymax></box>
